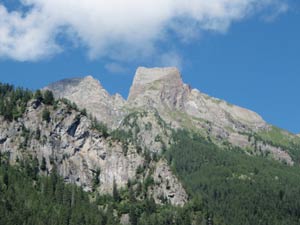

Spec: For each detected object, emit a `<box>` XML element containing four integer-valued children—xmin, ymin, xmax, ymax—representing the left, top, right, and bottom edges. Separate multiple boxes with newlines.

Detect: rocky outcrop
<box><xmin>44</xmin><ymin>67</ymin><xmax>297</xmax><ymax>166</ymax></box>
<box><xmin>118</xmin><ymin>110</ymin><xmax>172</xmax><ymax>153</ymax></box>
<box><xmin>44</xmin><ymin>68</ymin><xmax>295</xmax><ymax>164</ymax></box>
<box><xmin>149</xmin><ymin>160</ymin><xmax>188</xmax><ymax>206</ymax></box>
<box><xmin>128</xmin><ymin>67</ymin><xmax>266</xmax><ymax>132</ymax></box>
<box><xmin>128</xmin><ymin>67</ymin><xmax>189</xmax><ymax>111</ymax></box>
<box><xmin>45</xmin><ymin>75</ymin><xmax>126</xmax><ymax>128</ymax></box>
<box><xmin>46</xmin><ymin>68</ymin><xmax>267</xmax><ymax>137</ymax></box>
<box><xmin>0</xmin><ymin>99</ymin><xmax>188</xmax><ymax>205</ymax></box>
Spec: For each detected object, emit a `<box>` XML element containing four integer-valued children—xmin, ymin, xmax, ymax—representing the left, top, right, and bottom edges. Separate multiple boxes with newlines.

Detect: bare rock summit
<box><xmin>46</xmin><ymin>75</ymin><xmax>126</xmax><ymax>127</ymax></box>
<box><xmin>128</xmin><ymin>67</ymin><xmax>266</xmax><ymax>133</ymax></box>
<box><xmin>45</xmin><ymin>68</ymin><xmax>293</xmax><ymax>164</ymax></box>
<box><xmin>128</xmin><ymin>67</ymin><xmax>189</xmax><ymax>110</ymax></box>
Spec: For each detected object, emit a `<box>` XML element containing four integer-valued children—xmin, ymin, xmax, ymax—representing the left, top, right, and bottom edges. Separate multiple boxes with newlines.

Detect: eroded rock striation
<box><xmin>128</xmin><ymin>67</ymin><xmax>266</xmax><ymax>132</ymax></box>
<box><xmin>45</xmin><ymin>75</ymin><xmax>126</xmax><ymax>127</ymax></box>
<box><xmin>0</xmin><ymin>100</ymin><xmax>187</xmax><ymax>206</ymax></box>
<box><xmin>45</xmin><ymin>67</ymin><xmax>295</xmax><ymax>165</ymax></box>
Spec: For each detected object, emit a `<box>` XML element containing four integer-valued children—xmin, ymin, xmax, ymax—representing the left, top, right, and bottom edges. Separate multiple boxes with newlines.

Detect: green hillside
<box><xmin>166</xmin><ymin>130</ymin><xmax>300</xmax><ymax>225</ymax></box>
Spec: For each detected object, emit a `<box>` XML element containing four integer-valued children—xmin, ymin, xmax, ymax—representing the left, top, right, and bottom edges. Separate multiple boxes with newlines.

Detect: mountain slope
<box><xmin>46</xmin><ymin>67</ymin><xmax>299</xmax><ymax>165</ymax></box>
<box><xmin>0</xmin><ymin>84</ymin><xmax>187</xmax><ymax>206</ymax></box>
<box><xmin>165</xmin><ymin>130</ymin><xmax>300</xmax><ymax>225</ymax></box>
<box><xmin>2</xmin><ymin>74</ymin><xmax>300</xmax><ymax>225</ymax></box>
<box><xmin>45</xmin><ymin>75</ymin><xmax>126</xmax><ymax>128</ymax></box>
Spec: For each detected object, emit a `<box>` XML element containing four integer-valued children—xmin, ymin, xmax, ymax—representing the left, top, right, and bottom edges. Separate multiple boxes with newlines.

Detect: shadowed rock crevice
<box><xmin>67</xmin><ymin>118</ymin><xmax>81</xmax><ymax>137</ymax></box>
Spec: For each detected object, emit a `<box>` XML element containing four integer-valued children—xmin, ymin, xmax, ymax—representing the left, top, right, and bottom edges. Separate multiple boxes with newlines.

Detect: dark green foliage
<box><xmin>20</xmin><ymin>125</ymin><xmax>31</xmax><ymax>149</ymax></box>
<box><xmin>81</xmin><ymin>108</ymin><xmax>88</xmax><ymax>116</ymax></box>
<box><xmin>0</xmin><ymin>82</ymin><xmax>33</xmax><ymax>121</ymax></box>
<box><xmin>0</xmin><ymin>163</ymin><xmax>112</xmax><ymax>225</ymax></box>
<box><xmin>91</xmin><ymin>118</ymin><xmax>109</xmax><ymax>138</ymax></box>
<box><xmin>43</xmin><ymin>90</ymin><xmax>55</xmax><ymax>105</ymax></box>
<box><xmin>42</xmin><ymin>108</ymin><xmax>51</xmax><ymax>122</ymax></box>
<box><xmin>40</xmin><ymin>157</ymin><xmax>47</xmax><ymax>171</ymax></box>
<box><xmin>113</xmin><ymin>179</ymin><xmax>120</xmax><ymax>203</ymax></box>
<box><xmin>111</xmin><ymin>129</ymin><xmax>132</xmax><ymax>143</ymax></box>
<box><xmin>34</xmin><ymin>89</ymin><xmax>43</xmax><ymax>101</ymax></box>
<box><xmin>60</xmin><ymin>98</ymin><xmax>79</xmax><ymax>111</ymax></box>
<box><xmin>166</xmin><ymin>130</ymin><xmax>300</xmax><ymax>225</ymax></box>
<box><xmin>92</xmin><ymin>169</ymin><xmax>101</xmax><ymax>191</ymax></box>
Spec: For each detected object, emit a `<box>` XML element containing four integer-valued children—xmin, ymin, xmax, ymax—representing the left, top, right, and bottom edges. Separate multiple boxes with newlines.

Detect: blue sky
<box><xmin>0</xmin><ymin>0</ymin><xmax>300</xmax><ymax>133</ymax></box>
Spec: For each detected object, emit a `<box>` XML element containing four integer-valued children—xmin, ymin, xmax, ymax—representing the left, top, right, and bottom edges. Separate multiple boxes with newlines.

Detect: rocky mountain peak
<box><xmin>82</xmin><ymin>75</ymin><xmax>104</xmax><ymax>86</ymax></box>
<box><xmin>45</xmin><ymin>75</ymin><xmax>103</xmax><ymax>96</ymax></box>
<box><xmin>131</xmin><ymin>67</ymin><xmax>183</xmax><ymax>87</ymax></box>
<box><xmin>45</xmin><ymin>68</ymin><xmax>272</xmax><ymax>157</ymax></box>
<box><xmin>128</xmin><ymin>67</ymin><xmax>188</xmax><ymax>110</ymax></box>
<box><xmin>45</xmin><ymin>75</ymin><xmax>126</xmax><ymax>127</ymax></box>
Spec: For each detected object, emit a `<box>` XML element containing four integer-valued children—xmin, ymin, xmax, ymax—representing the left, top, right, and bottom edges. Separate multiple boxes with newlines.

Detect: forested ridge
<box><xmin>166</xmin><ymin>130</ymin><xmax>300</xmax><ymax>225</ymax></box>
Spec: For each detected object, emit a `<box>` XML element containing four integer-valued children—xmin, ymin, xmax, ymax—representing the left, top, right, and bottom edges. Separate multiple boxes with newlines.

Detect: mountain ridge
<box><xmin>45</xmin><ymin>67</ymin><xmax>297</xmax><ymax>165</ymax></box>
<box><xmin>1</xmin><ymin>78</ymin><xmax>300</xmax><ymax>225</ymax></box>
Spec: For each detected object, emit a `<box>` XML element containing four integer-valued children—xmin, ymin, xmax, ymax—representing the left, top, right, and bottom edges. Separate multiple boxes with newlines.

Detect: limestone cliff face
<box><xmin>44</xmin><ymin>68</ymin><xmax>295</xmax><ymax>164</ymax></box>
<box><xmin>45</xmin><ymin>75</ymin><xmax>126</xmax><ymax>127</ymax></box>
<box><xmin>126</xmin><ymin>67</ymin><xmax>293</xmax><ymax>164</ymax></box>
<box><xmin>128</xmin><ymin>67</ymin><xmax>189</xmax><ymax>111</ymax></box>
<box><xmin>128</xmin><ymin>67</ymin><xmax>266</xmax><ymax>131</ymax></box>
<box><xmin>0</xmin><ymin>100</ymin><xmax>188</xmax><ymax>205</ymax></box>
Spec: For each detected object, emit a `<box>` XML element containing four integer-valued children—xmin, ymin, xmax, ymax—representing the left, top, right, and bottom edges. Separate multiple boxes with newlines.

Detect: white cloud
<box><xmin>158</xmin><ymin>51</ymin><xmax>183</xmax><ymax>70</ymax></box>
<box><xmin>263</xmin><ymin>3</ymin><xmax>289</xmax><ymax>22</ymax></box>
<box><xmin>105</xmin><ymin>62</ymin><xmax>128</xmax><ymax>74</ymax></box>
<box><xmin>0</xmin><ymin>0</ymin><xmax>288</xmax><ymax>62</ymax></box>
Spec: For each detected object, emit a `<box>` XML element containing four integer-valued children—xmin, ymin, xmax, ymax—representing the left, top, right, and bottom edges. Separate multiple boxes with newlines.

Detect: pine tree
<box><xmin>34</xmin><ymin>90</ymin><xmax>43</xmax><ymax>101</ymax></box>
<box><xmin>92</xmin><ymin>169</ymin><xmax>101</xmax><ymax>191</ymax></box>
<box><xmin>129</xmin><ymin>205</ymin><xmax>138</xmax><ymax>225</ymax></box>
<box><xmin>112</xmin><ymin>178</ymin><xmax>120</xmax><ymax>203</ymax></box>
<box><xmin>40</xmin><ymin>157</ymin><xmax>47</xmax><ymax>172</ymax></box>
<box><xmin>43</xmin><ymin>90</ymin><xmax>54</xmax><ymax>105</ymax></box>
<box><xmin>42</xmin><ymin>108</ymin><xmax>51</xmax><ymax>123</ymax></box>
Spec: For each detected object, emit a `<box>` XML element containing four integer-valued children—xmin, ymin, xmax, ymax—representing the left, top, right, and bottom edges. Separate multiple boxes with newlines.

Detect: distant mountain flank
<box><xmin>46</xmin><ymin>67</ymin><xmax>298</xmax><ymax>165</ymax></box>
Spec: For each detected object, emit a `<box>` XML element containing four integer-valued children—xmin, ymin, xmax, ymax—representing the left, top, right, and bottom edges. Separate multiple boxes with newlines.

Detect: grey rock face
<box><xmin>126</xmin><ymin>67</ymin><xmax>294</xmax><ymax>164</ymax></box>
<box><xmin>45</xmin><ymin>67</ymin><xmax>295</xmax><ymax>165</ymax></box>
<box><xmin>128</xmin><ymin>67</ymin><xmax>189</xmax><ymax>110</ymax></box>
<box><xmin>150</xmin><ymin>159</ymin><xmax>188</xmax><ymax>206</ymax></box>
<box><xmin>119</xmin><ymin>110</ymin><xmax>172</xmax><ymax>153</ymax></box>
<box><xmin>45</xmin><ymin>75</ymin><xmax>126</xmax><ymax>128</ymax></box>
<box><xmin>128</xmin><ymin>67</ymin><xmax>266</xmax><ymax>132</ymax></box>
<box><xmin>0</xmin><ymin>100</ymin><xmax>188</xmax><ymax>205</ymax></box>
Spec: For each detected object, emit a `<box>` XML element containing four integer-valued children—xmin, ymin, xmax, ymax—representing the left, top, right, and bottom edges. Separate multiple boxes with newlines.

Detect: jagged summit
<box><xmin>130</xmin><ymin>67</ymin><xmax>183</xmax><ymax>86</ymax></box>
<box><xmin>46</xmin><ymin>75</ymin><xmax>103</xmax><ymax>95</ymax></box>
<box><xmin>127</xmin><ymin>67</ymin><xmax>266</xmax><ymax>130</ymax></box>
<box><xmin>128</xmin><ymin>67</ymin><xmax>188</xmax><ymax>109</ymax></box>
<box><xmin>44</xmin><ymin>68</ymin><xmax>282</xmax><ymax>161</ymax></box>
<box><xmin>46</xmin><ymin>67</ymin><xmax>267</xmax><ymax>132</ymax></box>
<box><xmin>45</xmin><ymin>75</ymin><xmax>126</xmax><ymax>127</ymax></box>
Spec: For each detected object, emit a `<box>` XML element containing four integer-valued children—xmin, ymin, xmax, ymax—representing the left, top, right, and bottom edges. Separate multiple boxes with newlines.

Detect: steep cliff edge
<box><xmin>0</xmin><ymin>98</ymin><xmax>187</xmax><ymax>206</ymax></box>
<box><xmin>45</xmin><ymin>67</ymin><xmax>298</xmax><ymax>165</ymax></box>
<box><xmin>128</xmin><ymin>67</ymin><xmax>266</xmax><ymax>131</ymax></box>
<box><xmin>127</xmin><ymin>67</ymin><xmax>294</xmax><ymax>164</ymax></box>
<box><xmin>45</xmin><ymin>75</ymin><xmax>126</xmax><ymax>128</ymax></box>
